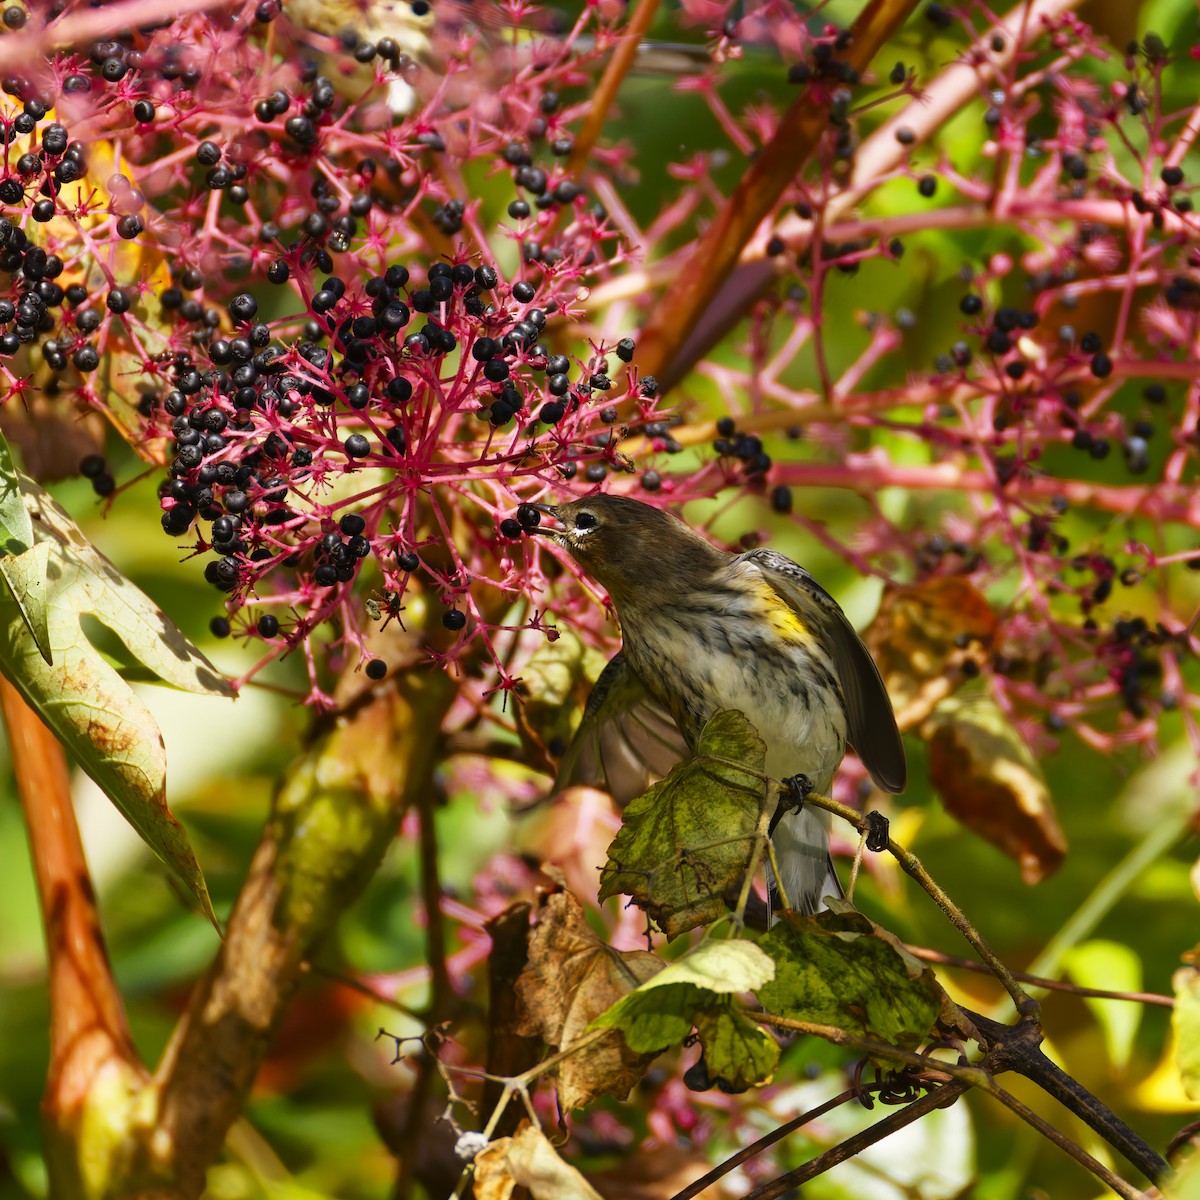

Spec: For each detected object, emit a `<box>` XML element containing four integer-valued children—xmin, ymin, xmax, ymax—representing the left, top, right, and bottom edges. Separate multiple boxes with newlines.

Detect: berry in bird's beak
<box><xmin>523</xmin><ymin>503</ymin><xmax>562</xmax><ymax>533</ymax></box>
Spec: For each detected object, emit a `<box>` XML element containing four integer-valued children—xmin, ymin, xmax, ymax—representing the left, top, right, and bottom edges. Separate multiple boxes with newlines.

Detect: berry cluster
<box><xmin>139</xmin><ymin>254</ymin><xmax>662</xmax><ymax>689</ymax></box>
<box><xmin>0</xmin><ymin>2</ymin><xmax>669</xmax><ymax>699</ymax></box>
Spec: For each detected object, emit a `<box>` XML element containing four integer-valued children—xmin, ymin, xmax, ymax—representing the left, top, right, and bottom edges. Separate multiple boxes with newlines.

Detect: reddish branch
<box><xmin>770</xmin><ymin>460</ymin><xmax>1200</xmax><ymax>527</ymax></box>
<box><xmin>645</xmin><ymin>0</ymin><xmax>1084</xmax><ymax>389</ymax></box>
<box><xmin>636</xmin><ymin>0</ymin><xmax>922</xmax><ymax>382</ymax></box>
<box><xmin>0</xmin><ymin>678</ymin><xmax>147</xmax><ymax>1196</ymax></box>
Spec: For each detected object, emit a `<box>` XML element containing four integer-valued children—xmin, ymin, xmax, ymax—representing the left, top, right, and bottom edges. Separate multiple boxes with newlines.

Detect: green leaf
<box><xmin>1061</xmin><ymin>940</ymin><xmax>1143</xmax><ymax>1072</ymax></box>
<box><xmin>1173</xmin><ymin>965</ymin><xmax>1200</xmax><ymax>1100</ymax></box>
<box><xmin>694</xmin><ymin>1002</ymin><xmax>780</xmax><ymax>1092</ymax></box>
<box><xmin>0</xmin><ymin>428</ymin><xmax>32</xmax><ymax>555</ymax></box>
<box><xmin>0</xmin><ymin>541</ymin><xmax>52</xmax><ymax>665</ymax></box>
<box><xmin>757</xmin><ymin>902</ymin><xmax>946</xmax><ymax>1049</ymax></box>
<box><xmin>0</xmin><ymin>431</ymin><xmax>50</xmax><ymax>663</ymax></box>
<box><xmin>598</xmin><ymin>709</ymin><xmax>768</xmax><ymax>937</ymax></box>
<box><xmin>0</xmin><ymin>473</ymin><xmax>233</xmax><ymax>926</ymax></box>
<box><xmin>591</xmin><ymin>938</ymin><xmax>774</xmax><ymax>1054</ymax></box>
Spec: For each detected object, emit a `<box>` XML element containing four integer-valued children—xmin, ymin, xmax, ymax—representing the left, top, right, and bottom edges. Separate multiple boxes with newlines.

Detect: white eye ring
<box><xmin>574</xmin><ymin>512</ymin><xmax>598</xmax><ymax>532</ymax></box>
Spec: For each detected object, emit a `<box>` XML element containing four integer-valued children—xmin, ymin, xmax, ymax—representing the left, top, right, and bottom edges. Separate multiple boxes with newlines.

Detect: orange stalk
<box><xmin>0</xmin><ymin>678</ymin><xmax>145</xmax><ymax>1165</ymax></box>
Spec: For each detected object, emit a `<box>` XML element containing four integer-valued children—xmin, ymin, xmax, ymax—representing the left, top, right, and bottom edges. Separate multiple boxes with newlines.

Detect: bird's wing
<box><xmin>554</xmin><ymin>651</ymin><xmax>691</xmax><ymax>806</ymax></box>
<box><xmin>740</xmin><ymin>549</ymin><xmax>907</xmax><ymax>794</ymax></box>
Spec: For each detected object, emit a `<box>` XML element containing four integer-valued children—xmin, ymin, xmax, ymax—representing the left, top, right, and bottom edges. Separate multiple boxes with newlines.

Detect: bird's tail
<box><xmin>768</xmin><ymin>804</ymin><xmax>842</xmax><ymax>918</ymax></box>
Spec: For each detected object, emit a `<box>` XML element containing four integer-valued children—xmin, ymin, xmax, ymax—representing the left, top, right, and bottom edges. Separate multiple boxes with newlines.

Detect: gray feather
<box><xmin>554</xmin><ymin>651</ymin><xmax>691</xmax><ymax>806</ymax></box>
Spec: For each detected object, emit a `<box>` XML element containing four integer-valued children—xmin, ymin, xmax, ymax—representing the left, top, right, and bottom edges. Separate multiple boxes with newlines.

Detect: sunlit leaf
<box><xmin>1175</xmin><ymin>965</ymin><xmax>1200</xmax><ymax>1100</ymax></box>
<box><xmin>0</xmin><ymin>474</ymin><xmax>232</xmax><ymax>924</ymax></box>
<box><xmin>1062</xmin><ymin>940</ymin><xmax>1143</xmax><ymax>1072</ymax></box>
<box><xmin>757</xmin><ymin>902</ymin><xmax>948</xmax><ymax>1048</ymax></box>
<box><xmin>0</xmin><ymin>429</ymin><xmax>32</xmax><ymax>556</ymax></box>
<box><xmin>598</xmin><ymin>709</ymin><xmax>768</xmax><ymax>937</ymax></box>
<box><xmin>514</xmin><ymin>890</ymin><xmax>663</xmax><ymax>1108</ymax></box>
<box><xmin>591</xmin><ymin>938</ymin><xmax>774</xmax><ymax>1054</ymax></box>
<box><xmin>0</xmin><ymin>431</ymin><xmax>49</xmax><ymax>664</ymax></box>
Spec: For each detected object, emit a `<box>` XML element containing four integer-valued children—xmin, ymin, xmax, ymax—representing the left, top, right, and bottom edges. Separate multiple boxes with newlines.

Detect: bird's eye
<box><xmin>410</xmin><ymin>0</ymin><xmax>431</xmax><ymax>14</ymax></box>
<box><xmin>574</xmin><ymin>511</ymin><xmax>598</xmax><ymax>531</ymax></box>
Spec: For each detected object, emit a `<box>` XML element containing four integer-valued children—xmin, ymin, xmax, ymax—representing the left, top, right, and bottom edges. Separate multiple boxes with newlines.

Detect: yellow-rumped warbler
<box><xmin>532</xmin><ymin>494</ymin><xmax>906</xmax><ymax>916</ymax></box>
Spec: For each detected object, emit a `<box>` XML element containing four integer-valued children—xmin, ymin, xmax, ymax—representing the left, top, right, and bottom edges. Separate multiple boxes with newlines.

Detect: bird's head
<box><xmin>529</xmin><ymin>494</ymin><xmax>724</xmax><ymax>604</ymax></box>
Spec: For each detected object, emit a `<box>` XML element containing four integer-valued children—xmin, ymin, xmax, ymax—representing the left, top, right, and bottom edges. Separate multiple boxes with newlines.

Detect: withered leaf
<box><xmin>867</xmin><ymin>577</ymin><xmax>998</xmax><ymax>730</ymax></box>
<box><xmin>922</xmin><ymin>693</ymin><xmax>1066</xmax><ymax>883</ymax></box>
<box><xmin>514</xmin><ymin>891</ymin><xmax>663</xmax><ymax>1109</ymax></box>
<box><xmin>474</xmin><ymin>1122</ymin><xmax>603</xmax><ymax>1200</ymax></box>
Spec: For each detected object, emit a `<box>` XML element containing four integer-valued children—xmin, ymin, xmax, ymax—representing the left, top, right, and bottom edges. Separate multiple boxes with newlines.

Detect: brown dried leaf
<box><xmin>514</xmin><ymin>890</ymin><xmax>663</xmax><ymax>1109</ymax></box>
<box><xmin>867</xmin><ymin>578</ymin><xmax>998</xmax><ymax>731</ymax></box>
<box><xmin>474</xmin><ymin>1123</ymin><xmax>603</xmax><ymax>1200</ymax></box>
<box><xmin>922</xmin><ymin>694</ymin><xmax>1066</xmax><ymax>884</ymax></box>
<box><xmin>0</xmin><ymin>395</ymin><xmax>106</xmax><ymax>483</ymax></box>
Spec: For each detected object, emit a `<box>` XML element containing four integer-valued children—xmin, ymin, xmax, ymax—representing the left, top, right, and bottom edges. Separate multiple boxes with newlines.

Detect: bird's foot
<box><xmin>864</xmin><ymin>810</ymin><xmax>890</xmax><ymax>852</ymax></box>
<box><xmin>770</xmin><ymin>775</ymin><xmax>814</xmax><ymax>836</ymax></box>
<box><xmin>781</xmin><ymin>773</ymin><xmax>814</xmax><ymax>807</ymax></box>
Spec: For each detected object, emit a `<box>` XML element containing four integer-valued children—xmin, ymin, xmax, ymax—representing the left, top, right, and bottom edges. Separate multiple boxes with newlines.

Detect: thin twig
<box><xmin>451</xmin><ymin>1029</ymin><xmax>611</xmax><ymax>1198</ymax></box>
<box><xmin>800</xmin><ymin>791</ymin><xmax>1036</xmax><ymax>1016</ymax></box>
<box><xmin>648</xmin><ymin>0</ymin><xmax>1082</xmax><ymax>388</ymax></box>
<box><xmin>757</xmin><ymin>1007</ymin><xmax>1161</xmax><ymax>1198</ymax></box>
<box><xmin>905</xmin><ymin>944</ymin><xmax>1174</xmax><ymax>1008</ymax></box>
<box><xmin>668</xmin><ymin>1088</ymin><xmax>857</xmax><ymax>1200</ymax></box>
<box><xmin>739</xmin><ymin>1080</ymin><xmax>970</xmax><ymax>1200</ymax></box>
<box><xmin>986</xmin><ymin>1082</ymin><xmax>1152</xmax><ymax>1200</ymax></box>
<box><xmin>732</xmin><ymin>789</ymin><xmax>775</xmax><ymax>925</ymax></box>
<box><xmin>636</xmin><ymin>0</ymin><xmax>922</xmax><ymax>383</ymax></box>
<box><xmin>755</xmin><ymin>1013</ymin><xmax>984</xmax><ymax>1087</ymax></box>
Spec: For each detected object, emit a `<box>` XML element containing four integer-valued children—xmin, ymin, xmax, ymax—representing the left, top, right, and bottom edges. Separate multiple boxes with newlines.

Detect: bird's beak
<box><xmin>525</xmin><ymin>503</ymin><xmax>562</xmax><ymax>534</ymax></box>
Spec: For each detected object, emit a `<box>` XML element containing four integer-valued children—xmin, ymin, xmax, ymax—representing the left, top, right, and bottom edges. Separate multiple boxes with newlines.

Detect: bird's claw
<box><xmin>770</xmin><ymin>775</ymin><xmax>814</xmax><ymax>836</ymax></box>
<box><xmin>782</xmin><ymin>774</ymin><xmax>814</xmax><ymax>808</ymax></box>
<box><xmin>864</xmin><ymin>810</ymin><xmax>890</xmax><ymax>853</ymax></box>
